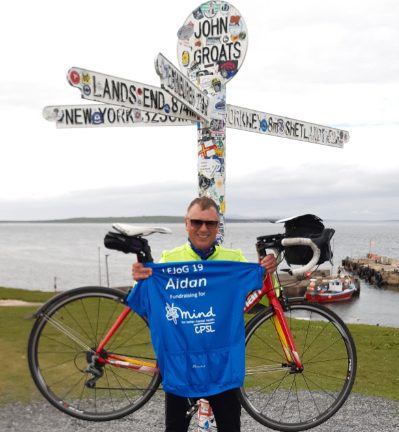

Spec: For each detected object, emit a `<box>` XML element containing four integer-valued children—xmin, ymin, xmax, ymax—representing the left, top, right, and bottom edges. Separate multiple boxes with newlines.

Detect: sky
<box><xmin>1</xmin><ymin>0</ymin><xmax>398</xmax><ymax>221</ymax></box>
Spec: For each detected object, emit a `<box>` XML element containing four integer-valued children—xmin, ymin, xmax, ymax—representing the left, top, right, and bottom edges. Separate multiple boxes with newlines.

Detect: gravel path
<box><xmin>1</xmin><ymin>394</ymin><xmax>398</xmax><ymax>432</ymax></box>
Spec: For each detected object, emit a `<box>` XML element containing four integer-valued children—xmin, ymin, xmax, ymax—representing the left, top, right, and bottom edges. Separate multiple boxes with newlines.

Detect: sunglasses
<box><xmin>189</xmin><ymin>219</ymin><xmax>219</xmax><ymax>229</ymax></box>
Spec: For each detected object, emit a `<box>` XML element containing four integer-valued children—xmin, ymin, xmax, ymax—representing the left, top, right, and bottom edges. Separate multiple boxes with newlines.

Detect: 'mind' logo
<box><xmin>165</xmin><ymin>302</ymin><xmax>216</xmax><ymax>325</ymax></box>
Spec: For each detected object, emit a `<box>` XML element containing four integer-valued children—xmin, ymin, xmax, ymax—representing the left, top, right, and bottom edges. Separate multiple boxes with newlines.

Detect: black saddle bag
<box><xmin>282</xmin><ymin>214</ymin><xmax>335</xmax><ymax>266</ymax></box>
<box><xmin>104</xmin><ymin>232</ymin><xmax>153</xmax><ymax>263</ymax></box>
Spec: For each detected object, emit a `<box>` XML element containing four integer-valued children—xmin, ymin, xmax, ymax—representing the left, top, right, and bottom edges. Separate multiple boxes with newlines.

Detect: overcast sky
<box><xmin>1</xmin><ymin>0</ymin><xmax>398</xmax><ymax>221</ymax></box>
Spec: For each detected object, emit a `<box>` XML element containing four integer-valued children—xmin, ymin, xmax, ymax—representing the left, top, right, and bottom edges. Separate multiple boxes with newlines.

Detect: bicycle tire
<box><xmin>240</xmin><ymin>301</ymin><xmax>356</xmax><ymax>431</ymax></box>
<box><xmin>28</xmin><ymin>286</ymin><xmax>161</xmax><ymax>421</ymax></box>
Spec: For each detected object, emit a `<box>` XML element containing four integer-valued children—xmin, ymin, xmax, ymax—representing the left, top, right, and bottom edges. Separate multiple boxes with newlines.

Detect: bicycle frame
<box><xmin>94</xmin><ymin>306</ymin><xmax>159</xmax><ymax>374</ymax></box>
<box><xmin>93</xmin><ymin>269</ymin><xmax>303</xmax><ymax>375</ymax></box>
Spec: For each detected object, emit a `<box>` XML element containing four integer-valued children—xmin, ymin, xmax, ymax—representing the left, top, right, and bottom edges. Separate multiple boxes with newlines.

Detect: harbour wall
<box><xmin>342</xmin><ymin>254</ymin><xmax>399</xmax><ymax>287</ymax></box>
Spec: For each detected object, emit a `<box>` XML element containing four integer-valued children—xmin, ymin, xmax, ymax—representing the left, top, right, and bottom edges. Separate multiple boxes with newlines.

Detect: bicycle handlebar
<box><xmin>280</xmin><ymin>237</ymin><xmax>321</xmax><ymax>276</ymax></box>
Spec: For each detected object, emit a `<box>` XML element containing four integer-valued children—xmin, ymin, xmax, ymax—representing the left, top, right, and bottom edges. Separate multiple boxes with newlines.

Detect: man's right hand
<box><xmin>132</xmin><ymin>262</ymin><xmax>153</xmax><ymax>281</ymax></box>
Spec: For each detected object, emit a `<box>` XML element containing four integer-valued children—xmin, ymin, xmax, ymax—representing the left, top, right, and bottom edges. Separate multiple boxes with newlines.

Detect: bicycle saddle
<box><xmin>112</xmin><ymin>223</ymin><xmax>172</xmax><ymax>237</ymax></box>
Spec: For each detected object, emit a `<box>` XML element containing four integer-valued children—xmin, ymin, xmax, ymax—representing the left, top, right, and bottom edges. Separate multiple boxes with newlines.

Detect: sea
<box><xmin>0</xmin><ymin>221</ymin><xmax>398</xmax><ymax>328</ymax></box>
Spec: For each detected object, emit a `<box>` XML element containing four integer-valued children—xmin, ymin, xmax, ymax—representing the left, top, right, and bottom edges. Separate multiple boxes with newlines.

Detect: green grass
<box><xmin>0</xmin><ymin>306</ymin><xmax>40</xmax><ymax>403</ymax></box>
<box><xmin>0</xmin><ymin>286</ymin><xmax>54</xmax><ymax>303</ymax></box>
<box><xmin>0</xmin><ymin>287</ymin><xmax>398</xmax><ymax>404</ymax></box>
<box><xmin>349</xmin><ymin>324</ymin><xmax>399</xmax><ymax>399</ymax></box>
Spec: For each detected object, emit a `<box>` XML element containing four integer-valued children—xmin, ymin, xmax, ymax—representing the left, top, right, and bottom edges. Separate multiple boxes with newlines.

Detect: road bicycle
<box><xmin>27</xmin><ymin>216</ymin><xmax>357</xmax><ymax>431</ymax></box>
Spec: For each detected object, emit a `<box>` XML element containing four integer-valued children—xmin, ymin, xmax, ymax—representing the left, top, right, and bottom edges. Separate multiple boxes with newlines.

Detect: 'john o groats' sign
<box><xmin>177</xmin><ymin>1</ymin><xmax>248</xmax><ymax>90</ymax></box>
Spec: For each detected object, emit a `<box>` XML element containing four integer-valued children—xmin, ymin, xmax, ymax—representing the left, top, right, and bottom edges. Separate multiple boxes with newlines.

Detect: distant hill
<box><xmin>0</xmin><ymin>216</ymin><xmax>275</xmax><ymax>224</ymax></box>
<box><xmin>0</xmin><ymin>216</ymin><xmax>183</xmax><ymax>224</ymax></box>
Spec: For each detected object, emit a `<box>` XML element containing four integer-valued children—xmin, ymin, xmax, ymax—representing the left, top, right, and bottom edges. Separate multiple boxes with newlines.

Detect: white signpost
<box><xmin>43</xmin><ymin>0</ymin><xmax>349</xmax><ymax>241</ymax></box>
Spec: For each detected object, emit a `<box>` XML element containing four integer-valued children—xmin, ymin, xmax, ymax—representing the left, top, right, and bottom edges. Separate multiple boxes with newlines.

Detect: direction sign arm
<box><xmin>226</xmin><ymin>104</ymin><xmax>349</xmax><ymax>148</ymax></box>
<box><xmin>154</xmin><ymin>53</ymin><xmax>212</xmax><ymax>122</ymax></box>
<box><xmin>42</xmin><ymin>104</ymin><xmax>194</xmax><ymax>129</ymax></box>
<box><xmin>65</xmin><ymin>67</ymin><xmax>198</xmax><ymax>122</ymax></box>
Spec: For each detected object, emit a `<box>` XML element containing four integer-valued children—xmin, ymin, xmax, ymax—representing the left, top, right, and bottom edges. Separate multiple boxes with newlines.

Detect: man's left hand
<box><xmin>260</xmin><ymin>254</ymin><xmax>278</xmax><ymax>273</ymax></box>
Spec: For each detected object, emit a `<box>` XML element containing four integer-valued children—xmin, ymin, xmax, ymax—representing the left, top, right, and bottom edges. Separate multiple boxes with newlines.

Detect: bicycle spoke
<box><xmin>104</xmin><ymin>367</ymin><xmax>134</xmax><ymax>407</ymax></box>
<box><xmin>38</xmin><ymin>355</ymin><xmax>80</xmax><ymax>372</ymax></box>
<box><xmin>102</xmin><ymin>367</ymin><xmax>116</xmax><ymax>413</ymax></box>
<box><xmin>59</xmin><ymin>373</ymin><xmax>87</xmax><ymax>401</ymax></box>
<box><xmin>61</xmin><ymin>304</ymin><xmax>97</xmax><ymax>346</ymax></box>
<box><xmin>251</xmin><ymin>329</ymin><xmax>283</xmax><ymax>359</ymax></box>
<box><xmin>38</xmin><ymin>338</ymin><xmax>81</xmax><ymax>354</ymax></box>
<box><xmin>42</xmin><ymin>313</ymin><xmax>93</xmax><ymax>352</ymax></box>
<box><xmin>280</xmin><ymin>377</ymin><xmax>297</xmax><ymax>423</ymax></box>
<box><xmin>107</xmin><ymin>313</ymin><xmax>148</xmax><ymax>352</ymax></box>
<box><xmin>246</xmin><ymin>364</ymin><xmax>286</xmax><ymax>374</ymax></box>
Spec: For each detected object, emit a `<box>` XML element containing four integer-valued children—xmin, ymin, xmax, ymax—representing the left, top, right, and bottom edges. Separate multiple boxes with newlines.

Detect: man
<box><xmin>132</xmin><ymin>196</ymin><xmax>277</xmax><ymax>432</ymax></box>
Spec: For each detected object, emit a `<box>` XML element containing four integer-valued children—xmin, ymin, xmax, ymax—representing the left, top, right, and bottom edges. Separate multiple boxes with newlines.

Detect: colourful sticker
<box><xmin>91</xmin><ymin>111</ymin><xmax>104</xmax><ymax>125</ymax></box>
<box><xmin>69</xmin><ymin>70</ymin><xmax>80</xmax><ymax>85</ymax></box>
<box><xmin>181</xmin><ymin>51</ymin><xmax>190</xmax><ymax>66</ymax></box>
<box><xmin>260</xmin><ymin>118</ymin><xmax>268</xmax><ymax>132</ymax></box>
<box><xmin>82</xmin><ymin>73</ymin><xmax>91</xmax><ymax>84</ymax></box>
<box><xmin>83</xmin><ymin>85</ymin><xmax>91</xmax><ymax>96</ymax></box>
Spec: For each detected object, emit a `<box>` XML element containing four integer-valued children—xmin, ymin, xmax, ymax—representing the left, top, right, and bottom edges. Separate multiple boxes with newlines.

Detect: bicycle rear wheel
<box><xmin>240</xmin><ymin>302</ymin><xmax>356</xmax><ymax>431</ymax></box>
<box><xmin>28</xmin><ymin>286</ymin><xmax>161</xmax><ymax>421</ymax></box>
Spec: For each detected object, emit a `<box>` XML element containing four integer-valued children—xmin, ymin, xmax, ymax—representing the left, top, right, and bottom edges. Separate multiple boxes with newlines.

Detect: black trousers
<box><xmin>164</xmin><ymin>389</ymin><xmax>241</xmax><ymax>432</ymax></box>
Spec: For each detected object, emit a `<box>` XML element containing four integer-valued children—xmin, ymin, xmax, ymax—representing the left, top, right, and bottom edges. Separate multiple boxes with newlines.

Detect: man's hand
<box><xmin>260</xmin><ymin>254</ymin><xmax>278</xmax><ymax>273</ymax></box>
<box><xmin>132</xmin><ymin>262</ymin><xmax>153</xmax><ymax>281</ymax></box>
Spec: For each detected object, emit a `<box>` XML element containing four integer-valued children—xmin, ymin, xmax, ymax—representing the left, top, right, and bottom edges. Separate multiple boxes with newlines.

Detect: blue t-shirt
<box><xmin>126</xmin><ymin>260</ymin><xmax>264</xmax><ymax>397</ymax></box>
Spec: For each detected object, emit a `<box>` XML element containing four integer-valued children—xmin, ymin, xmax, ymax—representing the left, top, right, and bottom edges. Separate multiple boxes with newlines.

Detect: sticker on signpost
<box><xmin>177</xmin><ymin>1</ymin><xmax>248</xmax><ymax>87</ymax></box>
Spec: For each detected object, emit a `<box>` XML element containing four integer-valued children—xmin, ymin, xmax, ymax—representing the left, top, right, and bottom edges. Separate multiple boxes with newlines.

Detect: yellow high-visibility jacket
<box><xmin>159</xmin><ymin>242</ymin><xmax>247</xmax><ymax>263</ymax></box>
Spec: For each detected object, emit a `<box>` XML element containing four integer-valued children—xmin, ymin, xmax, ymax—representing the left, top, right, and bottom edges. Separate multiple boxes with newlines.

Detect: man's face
<box><xmin>185</xmin><ymin>204</ymin><xmax>220</xmax><ymax>251</ymax></box>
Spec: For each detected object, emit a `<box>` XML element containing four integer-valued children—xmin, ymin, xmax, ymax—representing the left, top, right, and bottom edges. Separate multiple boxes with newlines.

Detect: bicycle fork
<box><xmin>245</xmin><ymin>272</ymin><xmax>303</xmax><ymax>372</ymax></box>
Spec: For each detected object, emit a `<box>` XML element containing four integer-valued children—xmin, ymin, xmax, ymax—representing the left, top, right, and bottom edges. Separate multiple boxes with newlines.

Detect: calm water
<box><xmin>0</xmin><ymin>221</ymin><xmax>398</xmax><ymax>327</ymax></box>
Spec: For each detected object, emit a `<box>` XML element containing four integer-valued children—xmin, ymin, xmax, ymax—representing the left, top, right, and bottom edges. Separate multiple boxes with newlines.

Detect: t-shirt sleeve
<box><xmin>249</xmin><ymin>263</ymin><xmax>265</xmax><ymax>291</ymax></box>
<box><xmin>236</xmin><ymin>262</ymin><xmax>265</xmax><ymax>295</ymax></box>
<box><xmin>125</xmin><ymin>280</ymin><xmax>148</xmax><ymax>317</ymax></box>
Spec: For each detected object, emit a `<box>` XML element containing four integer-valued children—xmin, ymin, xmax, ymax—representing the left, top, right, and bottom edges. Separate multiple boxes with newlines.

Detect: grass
<box><xmin>349</xmin><ymin>324</ymin><xmax>399</xmax><ymax>399</ymax></box>
<box><xmin>0</xmin><ymin>287</ymin><xmax>398</xmax><ymax>404</ymax></box>
<box><xmin>0</xmin><ymin>286</ymin><xmax>54</xmax><ymax>303</ymax></box>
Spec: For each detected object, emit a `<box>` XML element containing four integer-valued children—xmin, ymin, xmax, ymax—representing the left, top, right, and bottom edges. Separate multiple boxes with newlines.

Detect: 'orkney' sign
<box><xmin>226</xmin><ymin>105</ymin><xmax>349</xmax><ymax>147</ymax></box>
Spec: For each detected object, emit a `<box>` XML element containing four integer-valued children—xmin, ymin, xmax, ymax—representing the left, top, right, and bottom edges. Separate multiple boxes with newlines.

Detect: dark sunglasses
<box><xmin>189</xmin><ymin>219</ymin><xmax>219</xmax><ymax>229</ymax></box>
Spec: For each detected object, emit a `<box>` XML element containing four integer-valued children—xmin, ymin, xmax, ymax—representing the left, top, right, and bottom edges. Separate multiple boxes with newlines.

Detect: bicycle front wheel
<box><xmin>240</xmin><ymin>302</ymin><xmax>356</xmax><ymax>431</ymax></box>
<box><xmin>28</xmin><ymin>286</ymin><xmax>161</xmax><ymax>421</ymax></box>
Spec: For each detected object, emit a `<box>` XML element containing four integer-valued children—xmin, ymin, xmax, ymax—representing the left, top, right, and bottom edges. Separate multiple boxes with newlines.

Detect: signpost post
<box><xmin>43</xmin><ymin>0</ymin><xmax>349</xmax><ymax>242</ymax></box>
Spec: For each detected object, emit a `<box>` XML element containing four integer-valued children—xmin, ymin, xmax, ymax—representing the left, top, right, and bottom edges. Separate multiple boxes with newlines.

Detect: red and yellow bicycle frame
<box><xmin>94</xmin><ymin>270</ymin><xmax>303</xmax><ymax>373</ymax></box>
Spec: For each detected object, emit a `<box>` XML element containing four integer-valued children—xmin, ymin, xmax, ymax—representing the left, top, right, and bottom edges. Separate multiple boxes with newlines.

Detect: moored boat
<box><xmin>305</xmin><ymin>275</ymin><xmax>359</xmax><ymax>303</ymax></box>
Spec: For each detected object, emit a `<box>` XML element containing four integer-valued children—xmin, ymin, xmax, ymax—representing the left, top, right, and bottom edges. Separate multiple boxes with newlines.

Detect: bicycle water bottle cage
<box><xmin>104</xmin><ymin>232</ymin><xmax>153</xmax><ymax>263</ymax></box>
<box><xmin>276</xmin><ymin>214</ymin><xmax>335</xmax><ymax>266</ymax></box>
